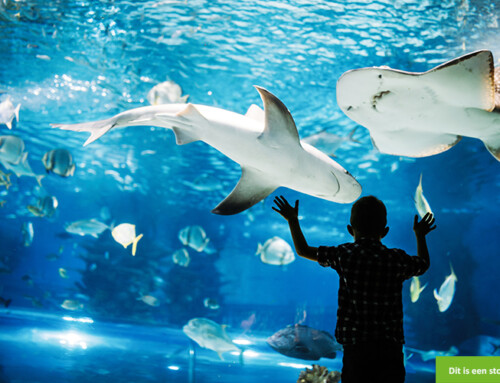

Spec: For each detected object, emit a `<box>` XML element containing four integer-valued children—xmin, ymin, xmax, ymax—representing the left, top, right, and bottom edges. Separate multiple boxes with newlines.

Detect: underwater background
<box><xmin>1</xmin><ymin>0</ymin><xmax>499</xmax><ymax>382</ymax></box>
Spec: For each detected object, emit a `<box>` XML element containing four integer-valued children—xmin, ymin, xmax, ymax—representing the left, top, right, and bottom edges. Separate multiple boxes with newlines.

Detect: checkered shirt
<box><xmin>317</xmin><ymin>238</ymin><xmax>429</xmax><ymax>345</ymax></box>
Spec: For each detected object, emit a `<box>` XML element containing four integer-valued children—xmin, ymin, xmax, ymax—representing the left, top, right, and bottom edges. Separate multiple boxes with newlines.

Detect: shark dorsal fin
<box><xmin>245</xmin><ymin>104</ymin><xmax>265</xmax><ymax>122</ymax></box>
<box><xmin>423</xmin><ymin>50</ymin><xmax>495</xmax><ymax>111</ymax></box>
<box><xmin>255</xmin><ymin>86</ymin><xmax>301</xmax><ymax>148</ymax></box>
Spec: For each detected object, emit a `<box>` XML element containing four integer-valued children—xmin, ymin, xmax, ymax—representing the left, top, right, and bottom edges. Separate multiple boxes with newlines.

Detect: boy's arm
<box><xmin>272</xmin><ymin>195</ymin><xmax>318</xmax><ymax>261</ymax></box>
<box><xmin>413</xmin><ymin>212</ymin><xmax>436</xmax><ymax>268</ymax></box>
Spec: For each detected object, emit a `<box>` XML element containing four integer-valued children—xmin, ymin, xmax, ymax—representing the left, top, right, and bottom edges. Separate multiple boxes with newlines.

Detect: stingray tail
<box><xmin>51</xmin><ymin>115</ymin><xmax>119</xmax><ymax>146</ymax></box>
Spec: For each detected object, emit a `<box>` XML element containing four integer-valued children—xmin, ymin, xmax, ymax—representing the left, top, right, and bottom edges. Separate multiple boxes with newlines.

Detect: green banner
<box><xmin>436</xmin><ymin>357</ymin><xmax>500</xmax><ymax>382</ymax></box>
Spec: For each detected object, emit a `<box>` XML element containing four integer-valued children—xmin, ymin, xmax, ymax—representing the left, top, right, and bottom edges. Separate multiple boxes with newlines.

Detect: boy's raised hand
<box><xmin>413</xmin><ymin>212</ymin><xmax>436</xmax><ymax>237</ymax></box>
<box><xmin>272</xmin><ymin>195</ymin><xmax>299</xmax><ymax>221</ymax></box>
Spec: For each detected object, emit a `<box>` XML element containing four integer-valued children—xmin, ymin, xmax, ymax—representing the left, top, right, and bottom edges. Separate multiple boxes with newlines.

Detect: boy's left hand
<box><xmin>272</xmin><ymin>195</ymin><xmax>299</xmax><ymax>221</ymax></box>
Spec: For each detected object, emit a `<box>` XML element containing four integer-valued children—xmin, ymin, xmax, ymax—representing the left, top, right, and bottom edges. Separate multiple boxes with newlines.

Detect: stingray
<box><xmin>336</xmin><ymin>50</ymin><xmax>500</xmax><ymax>161</ymax></box>
<box><xmin>52</xmin><ymin>86</ymin><xmax>361</xmax><ymax>215</ymax></box>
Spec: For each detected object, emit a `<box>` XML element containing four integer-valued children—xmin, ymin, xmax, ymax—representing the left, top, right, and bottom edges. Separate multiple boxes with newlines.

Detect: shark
<box><xmin>52</xmin><ymin>86</ymin><xmax>361</xmax><ymax>215</ymax></box>
<box><xmin>336</xmin><ymin>50</ymin><xmax>500</xmax><ymax>161</ymax></box>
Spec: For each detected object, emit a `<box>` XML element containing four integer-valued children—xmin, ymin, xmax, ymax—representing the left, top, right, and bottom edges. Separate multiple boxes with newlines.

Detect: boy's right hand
<box><xmin>272</xmin><ymin>195</ymin><xmax>299</xmax><ymax>221</ymax></box>
<box><xmin>413</xmin><ymin>213</ymin><xmax>436</xmax><ymax>237</ymax></box>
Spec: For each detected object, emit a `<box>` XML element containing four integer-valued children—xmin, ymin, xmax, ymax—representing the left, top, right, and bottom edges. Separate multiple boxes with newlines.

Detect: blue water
<box><xmin>1</xmin><ymin>0</ymin><xmax>499</xmax><ymax>382</ymax></box>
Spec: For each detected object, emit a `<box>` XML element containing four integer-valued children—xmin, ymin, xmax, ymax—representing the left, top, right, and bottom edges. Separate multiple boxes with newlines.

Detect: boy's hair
<box><xmin>350</xmin><ymin>195</ymin><xmax>387</xmax><ymax>236</ymax></box>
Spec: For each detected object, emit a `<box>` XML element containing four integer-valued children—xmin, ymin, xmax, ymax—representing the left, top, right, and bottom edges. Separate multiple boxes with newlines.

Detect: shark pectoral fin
<box><xmin>157</xmin><ymin>104</ymin><xmax>205</xmax><ymax>145</ymax></box>
<box><xmin>245</xmin><ymin>104</ymin><xmax>265</xmax><ymax>122</ymax></box>
<box><xmin>424</xmin><ymin>50</ymin><xmax>495</xmax><ymax>111</ymax></box>
<box><xmin>211</xmin><ymin>167</ymin><xmax>277</xmax><ymax>215</ymax></box>
<box><xmin>254</xmin><ymin>86</ymin><xmax>302</xmax><ymax>148</ymax></box>
<box><xmin>370</xmin><ymin>129</ymin><xmax>462</xmax><ymax>157</ymax></box>
<box><xmin>482</xmin><ymin>134</ymin><xmax>500</xmax><ymax>161</ymax></box>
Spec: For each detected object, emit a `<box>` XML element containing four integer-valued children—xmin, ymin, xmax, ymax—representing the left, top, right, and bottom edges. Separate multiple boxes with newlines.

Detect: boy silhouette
<box><xmin>272</xmin><ymin>195</ymin><xmax>435</xmax><ymax>383</ymax></box>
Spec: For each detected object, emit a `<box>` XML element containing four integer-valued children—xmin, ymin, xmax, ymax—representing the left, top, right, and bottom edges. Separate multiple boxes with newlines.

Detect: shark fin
<box><xmin>51</xmin><ymin>116</ymin><xmax>119</xmax><ymax>146</ymax></box>
<box><xmin>245</xmin><ymin>104</ymin><xmax>265</xmax><ymax>122</ymax></box>
<box><xmin>370</xmin><ymin>128</ymin><xmax>462</xmax><ymax>158</ymax></box>
<box><xmin>423</xmin><ymin>50</ymin><xmax>495</xmax><ymax>111</ymax></box>
<box><xmin>255</xmin><ymin>86</ymin><xmax>302</xmax><ymax>148</ymax></box>
<box><xmin>212</xmin><ymin>166</ymin><xmax>276</xmax><ymax>215</ymax></box>
<box><xmin>158</xmin><ymin>104</ymin><xmax>205</xmax><ymax>145</ymax></box>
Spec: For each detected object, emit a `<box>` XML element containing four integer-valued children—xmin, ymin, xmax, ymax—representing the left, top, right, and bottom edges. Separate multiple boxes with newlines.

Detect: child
<box><xmin>272</xmin><ymin>195</ymin><xmax>436</xmax><ymax>383</ymax></box>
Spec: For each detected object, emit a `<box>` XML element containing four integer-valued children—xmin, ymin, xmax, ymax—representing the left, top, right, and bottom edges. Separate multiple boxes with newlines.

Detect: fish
<box><xmin>0</xmin><ymin>296</ymin><xmax>12</xmax><ymax>308</ymax></box>
<box><xmin>1</xmin><ymin>152</ymin><xmax>44</xmax><ymax>186</ymax></box>
<box><xmin>203</xmin><ymin>298</ymin><xmax>220</xmax><ymax>310</ymax></box>
<box><xmin>65</xmin><ymin>219</ymin><xmax>109</xmax><ymax>238</ymax></box>
<box><xmin>27</xmin><ymin>196</ymin><xmax>58</xmax><ymax>218</ymax></box>
<box><xmin>59</xmin><ymin>268</ymin><xmax>69</xmax><ymax>278</ymax></box>
<box><xmin>147</xmin><ymin>80</ymin><xmax>189</xmax><ymax>105</ymax></box>
<box><xmin>61</xmin><ymin>299</ymin><xmax>84</xmax><ymax>311</ymax></box>
<box><xmin>336</xmin><ymin>50</ymin><xmax>500</xmax><ymax>161</ymax></box>
<box><xmin>172</xmin><ymin>248</ymin><xmax>190</xmax><ymax>267</ymax></box>
<box><xmin>42</xmin><ymin>148</ymin><xmax>76</xmax><ymax>177</ymax></box>
<box><xmin>182</xmin><ymin>317</ymin><xmax>240</xmax><ymax>359</ymax></box>
<box><xmin>0</xmin><ymin>169</ymin><xmax>11</xmax><ymax>189</ymax></box>
<box><xmin>434</xmin><ymin>263</ymin><xmax>457</xmax><ymax>312</ymax></box>
<box><xmin>179</xmin><ymin>225</ymin><xmax>210</xmax><ymax>252</ymax></box>
<box><xmin>52</xmin><ymin>86</ymin><xmax>361</xmax><ymax>215</ymax></box>
<box><xmin>138</xmin><ymin>294</ymin><xmax>160</xmax><ymax>307</ymax></box>
<box><xmin>256</xmin><ymin>236</ymin><xmax>295</xmax><ymax>266</ymax></box>
<box><xmin>267</xmin><ymin>324</ymin><xmax>342</xmax><ymax>361</ymax></box>
<box><xmin>111</xmin><ymin>223</ymin><xmax>143</xmax><ymax>256</ymax></box>
<box><xmin>409</xmin><ymin>276</ymin><xmax>427</xmax><ymax>303</ymax></box>
<box><xmin>414</xmin><ymin>173</ymin><xmax>432</xmax><ymax>219</ymax></box>
<box><xmin>0</xmin><ymin>96</ymin><xmax>20</xmax><ymax>130</ymax></box>
<box><xmin>22</xmin><ymin>221</ymin><xmax>34</xmax><ymax>247</ymax></box>
<box><xmin>0</xmin><ymin>135</ymin><xmax>25</xmax><ymax>164</ymax></box>
<box><xmin>21</xmin><ymin>274</ymin><xmax>34</xmax><ymax>286</ymax></box>
<box><xmin>404</xmin><ymin>346</ymin><xmax>458</xmax><ymax>361</ymax></box>
<box><xmin>302</xmin><ymin>127</ymin><xmax>359</xmax><ymax>157</ymax></box>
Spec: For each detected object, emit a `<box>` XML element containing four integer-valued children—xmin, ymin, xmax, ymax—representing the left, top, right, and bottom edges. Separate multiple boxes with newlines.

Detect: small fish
<box><xmin>147</xmin><ymin>80</ymin><xmax>189</xmax><ymax>105</ymax></box>
<box><xmin>61</xmin><ymin>299</ymin><xmax>84</xmax><ymax>311</ymax></box>
<box><xmin>1</xmin><ymin>151</ymin><xmax>44</xmax><ymax>186</ymax></box>
<box><xmin>42</xmin><ymin>148</ymin><xmax>76</xmax><ymax>177</ymax></box>
<box><xmin>410</xmin><ymin>276</ymin><xmax>427</xmax><ymax>303</ymax></box>
<box><xmin>0</xmin><ymin>135</ymin><xmax>25</xmax><ymax>164</ymax></box>
<box><xmin>172</xmin><ymin>248</ymin><xmax>190</xmax><ymax>267</ymax></box>
<box><xmin>256</xmin><ymin>237</ymin><xmax>295</xmax><ymax>266</ymax></box>
<box><xmin>434</xmin><ymin>263</ymin><xmax>457</xmax><ymax>312</ymax></box>
<box><xmin>22</xmin><ymin>221</ymin><xmax>34</xmax><ymax>247</ymax></box>
<box><xmin>59</xmin><ymin>268</ymin><xmax>69</xmax><ymax>278</ymax></box>
<box><xmin>0</xmin><ymin>296</ymin><xmax>12</xmax><ymax>308</ymax></box>
<box><xmin>0</xmin><ymin>169</ymin><xmax>11</xmax><ymax>189</ymax></box>
<box><xmin>183</xmin><ymin>318</ymin><xmax>240</xmax><ymax>360</ymax></box>
<box><xmin>404</xmin><ymin>346</ymin><xmax>458</xmax><ymax>361</ymax></box>
<box><xmin>65</xmin><ymin>219</ymin><xmax>109</xmax><ymax>238</ymax></box>
<box><xmin>302</xmin><ymin>127</ymin><xmax>359</xmax><ymax>157</ymax></box>
<box><xmin>203</xmin><ymin>298</ymin><xmax>220</xmax><ymax>310</ymax></box>
<box><xmin>21</xmin><ymin>274</ymin><xmax>34</xmax><ymax>286</ymax></box>
<box><xmin>178</xmin><ymin>225</ymin><xmax>210</xmax><ymax>252</ymax></box>
<box><xmin>138</xmin><ymin>294</ymin><xmax>160</xmax><ymax>307</ymax></box>
<box><xmin>27</xmin><ymin>196</ymin><xmax>58</xmax><ymax>218</ymax></box>
<box><xmin>111</xmin><ymin>223</ymin><xmax>143</xmax><ymax>256</ymax></box>
<box><xmin>267</xmin><ymin>324</ymin><xmax>342</xmax><ymax>361</ymax></box>
<box><xmin>414</xmin><ymin>173</ymin><xmax>433</xmax><ymax>218</ymax></box>
<box><xmin>240</xmin><ymin>313</ymin><xmax>256</xmax><ymax>333</ymax></box>
<box><xmin>24</xmin><ymin>295</ymin><xmax>43</xmax><ymax>308</ymax></box>
<box><xmin>0</xmin><ymin>96</ymin><xmax>20</xmax><ymax>130</ymax></box>
<box><xmin>45</xmin><ymin>253</ymin><xmax>60</xmax><ymax>261</ymax></box>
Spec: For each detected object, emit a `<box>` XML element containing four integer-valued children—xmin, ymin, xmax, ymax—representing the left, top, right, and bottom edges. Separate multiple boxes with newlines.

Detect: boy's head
<box><xmin>348</xmin><ymin>195</ymin><xmax>389</xmax><ymax>240</ymax></box>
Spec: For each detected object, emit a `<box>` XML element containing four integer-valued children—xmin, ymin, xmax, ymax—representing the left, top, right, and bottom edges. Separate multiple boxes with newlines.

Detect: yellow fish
<box><xmin>410</xmin><ymin>276</ymin><xmax>427</xmax><ymax>303</ymax></box>
<box><xmin>414</xmin><ymin>173</ymin><xmax>433</xmax><ymax>218</ymax></box>
<box><xmin>434</xmin><ymin>263</ymin><xmax>457</xmax><ymax>312</ymax></box>
<box><xmin>111</xmin><ymin>223</ymin><xmax>143</xmax><ymax>256</ymax></box>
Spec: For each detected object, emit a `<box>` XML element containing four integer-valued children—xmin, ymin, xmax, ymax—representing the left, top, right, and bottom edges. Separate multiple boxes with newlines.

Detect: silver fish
<box><xmin>42</xmin><ymin>148</ymin><xmax>76</xmax><ymax>177</ymax></box>
<box><xmin>0</xmin><ymin>96</ymin><xmax>20</xmax><ymax>130</ymax></box>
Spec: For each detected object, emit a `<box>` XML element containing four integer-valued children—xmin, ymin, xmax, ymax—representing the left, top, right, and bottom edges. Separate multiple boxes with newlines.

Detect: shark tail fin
<box><xmin>51</xmin><ymin>116</ymin><xmax>119</xmax><ymax>146</ymax></box>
